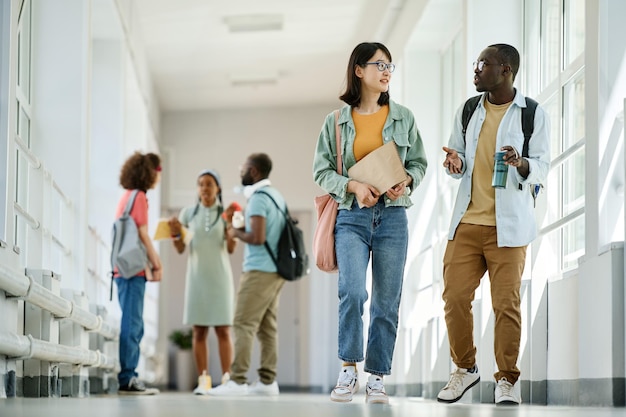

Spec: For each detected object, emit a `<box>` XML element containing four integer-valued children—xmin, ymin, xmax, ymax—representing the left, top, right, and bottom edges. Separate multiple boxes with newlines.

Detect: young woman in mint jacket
<box><xmin>313</xmin><ymin>42</ymin><xmax>427</xmax><ymax>405</ymax></box>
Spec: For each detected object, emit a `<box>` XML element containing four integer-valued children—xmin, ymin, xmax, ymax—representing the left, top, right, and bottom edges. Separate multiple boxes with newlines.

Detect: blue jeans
<box><xmin>335</xmin><ymin>198</ymin><xmax>408</xmax><ymax>376</ymax></box>
<box><xmin>115</xmin><ymin>276</ymin><xmax>146</xmax><ymax>386</ymax></box>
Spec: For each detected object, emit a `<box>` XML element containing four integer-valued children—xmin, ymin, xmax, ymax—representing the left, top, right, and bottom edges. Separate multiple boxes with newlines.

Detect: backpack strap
<box><xmin>123</xmin><ymin>190</ymin><xmax>140</xmax><ymax>217</ymax></box>
<box><xmin>521</xmin><ymin>97</ymin><xmax>538</xmax><ymax>157</ymax></box>
<box><xmin>461</xmin><ymin>95</ymin><xmax>538</xmax><ymax>150</ymax></box>
<box><xmin>110</xmin><ymin>189</ymin><xmax>140</xmax><ymax>300</ymax></box>
<box><xmin>254</xmin><ymin>189</ymin><xmax>288</xmax><ymax>268</ymax></box>
<box><xmin>461</xmin><ymin>95</ymin><xmax>482</xmax><ymax>142</ymax></box>
<box><xmin>186</xmin><ymin>203</ymin><xmax>200</xmax><ymax>227</ymax></box>
<box><xmin>334</xmin><ymin>109</ymin><xmax>342</xmax><ymax>175</ymax></box>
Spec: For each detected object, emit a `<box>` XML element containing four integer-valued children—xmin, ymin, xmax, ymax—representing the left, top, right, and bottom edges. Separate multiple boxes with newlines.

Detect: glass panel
<box><xmin>563</xmin><ymin>147</ymin><xmax>585</xmax><ymax>216</ymax></box>
<box><xmin>563</xmin><ymin>73</ymin><xmax>584</xmax><ymax>150</ymax></box>
<box><xmin>544</xmin><ymin>163</ymin><xmax>561</xmax><ymax>226</ymax></box>
<box><xmin>541</xmin><ymin>0</ymin><xmax>560</xmax><ymax>89</ymax></box>
<box><xmin>524</xmin><ymin>0</ymin><xmax>541</xmax><ymax>97</ymax></box>
<box><xmin>15</xmin><ymin>150</ymin><xmax>28</xmax><ymax>208</ymax></box>
<box><xmin>18</xmin><ymin>105</ymin><xmax>30</xmax><ymax>145</ymax></box>
<box><xmin>16</xmin><ymin>31</ymin><xmax>21</xmax><ymax>88</ymax></box>
<box><xmin>542</xmin><ymin>93</ymin><xmax>561</xmax><ymax>158</ymax></box>
<box><xmin>564</xmin><ymin>0</ymin><xmax>585</xmax><ymax>66</ymax></box>
<box><xmin>19</xmin><ymin>0</ymin><xmax>31</xmax><ymax>100</ymax></box>
<box><xmin>563</xmin><ymin>215</ymin><xmax>584</xmax><ymax>270</ymax></box>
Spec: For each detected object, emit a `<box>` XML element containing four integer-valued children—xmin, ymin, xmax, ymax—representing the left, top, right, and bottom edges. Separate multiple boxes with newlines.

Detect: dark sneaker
<box><xmin>118</xmin><ymin>377</ymin><xmax>160</xmax><ymax>395</ymax></box>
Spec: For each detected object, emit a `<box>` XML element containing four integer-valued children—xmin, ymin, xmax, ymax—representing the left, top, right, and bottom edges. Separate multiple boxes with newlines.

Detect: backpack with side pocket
<box><xmin>256</xmin><ymin>190</ymin><xmax>309</xmax><ymax>281</ymax></box>
<box><xmin>110</xmin><ymin>190</ymin><xmax>147</xmax><ymax>280</ymax></box>
<box><xmin>461</xmin><ymin>94</ymin><xmax>543</xmax><ymax>205</ymax></box>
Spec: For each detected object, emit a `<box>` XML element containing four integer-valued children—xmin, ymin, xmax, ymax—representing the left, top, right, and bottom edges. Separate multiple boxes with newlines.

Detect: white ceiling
<box><xmin>96</xmin><ymin>0</ymin><xmax>461</xmax><ymax>112</ymax></box>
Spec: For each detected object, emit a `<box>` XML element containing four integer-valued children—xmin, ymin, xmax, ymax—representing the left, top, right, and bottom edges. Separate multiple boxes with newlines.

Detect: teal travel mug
<box><xmin>492</xmin><ymin>151</ymin><xmax>508</xmax><ymax>188</ymax></box>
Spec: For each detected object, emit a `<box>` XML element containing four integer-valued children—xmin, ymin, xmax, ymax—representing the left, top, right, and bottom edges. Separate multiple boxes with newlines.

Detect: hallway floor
<box><xmin>3</xmin><ymin>392</ymin><xmax>626</xmax><ymax>417</ymax></box>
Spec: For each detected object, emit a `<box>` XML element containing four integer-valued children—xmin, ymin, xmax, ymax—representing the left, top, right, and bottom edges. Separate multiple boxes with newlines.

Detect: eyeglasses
<box><xmin>473</xmin><ymin>60</ymin><xmax>504</xmax><ymax>72</ymax></box>
<box><xmin>364</xmin><ymin>62</ymin><xmax>395</xmax><ymax>73</ymax></box>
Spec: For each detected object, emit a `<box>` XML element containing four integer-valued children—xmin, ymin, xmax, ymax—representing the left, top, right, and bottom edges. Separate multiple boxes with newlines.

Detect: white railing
<box><xmin>0</xmin><ymin>263</ymin><xmax>118</xmax><ymax>365</ymax></box>
<box><xmin>0</xmin><ymin>332</ymin><xmax>115</xmax><ymax>370</ymax></box>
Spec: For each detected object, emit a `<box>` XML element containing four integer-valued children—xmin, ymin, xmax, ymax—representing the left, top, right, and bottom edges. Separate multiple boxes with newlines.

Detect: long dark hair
<box><xmin>339</xmin><ymin>42</ymin><xmax>392</xmax><ymax>107</ymax></box>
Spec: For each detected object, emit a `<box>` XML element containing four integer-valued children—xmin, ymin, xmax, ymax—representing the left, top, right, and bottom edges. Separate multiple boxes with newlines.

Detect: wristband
<box><xmin>171</xmin><ymin>234</ymin><xmax>181</xmax><ymax>240</ymax></box>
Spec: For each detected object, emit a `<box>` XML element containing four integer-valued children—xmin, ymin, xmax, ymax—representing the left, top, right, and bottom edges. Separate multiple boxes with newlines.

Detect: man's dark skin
<box><xmin>224</xmin><ymin>158</ymin><xmax>267</xmax><ymax>245</ymax></box>
<box><xmin>442</xmin><ymin>46</ymin><xmax>530</xmax><ymax>178</ymax></box>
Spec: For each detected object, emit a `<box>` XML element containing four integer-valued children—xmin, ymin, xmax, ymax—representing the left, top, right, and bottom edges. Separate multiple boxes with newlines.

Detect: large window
<box><xmin>0</xmin><ymin>1</ymin><xmax>10</xmax><ymax>241</ymax></box>
<box><xmin>524</xmin><ymin>0</ymin><xmax>585</xmax><ymax>273</ymax></box>
<box><xmin>14</xmin><ymin>0</ymin><xmax>33</xmax><ymax>259</ymax></box>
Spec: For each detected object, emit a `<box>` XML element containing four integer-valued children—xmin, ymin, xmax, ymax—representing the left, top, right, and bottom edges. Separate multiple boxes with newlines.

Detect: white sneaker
<box><xmin>495</xmin><ymin>377</ymin><xmax>521</xmax><ymax>405</ymax></box>
<box><xmin>221</xmin><ymin>372</ymin><xmax>230</xmax><ymax>385</ymax></box>
<box><xmin>437</xmin><ymin>366</ymin><xmax>480</xmax><ymax>403</ymax></box>
<box><xmin>193</xmin><ymin>371</ymin><xmax>212</xmax><ymax>395</ymax></box>
<box><xmin>248</xmin><ymin>380</ymin><xmax>280</xmax><ymax>396</ymax></box>
<box><xmin>206</xmin><ymin>380</ymin><xmax>248</xmax><ymax>396</ymax></box>
<box><xmin>365</xmin><ymin>375</ymin><xmax>388</xmax><ymax>404</ymax></box>
<box><xmin>330</xmin><ymin>365</ymin><xmax>359</xmax><ymax>402</ymax></box>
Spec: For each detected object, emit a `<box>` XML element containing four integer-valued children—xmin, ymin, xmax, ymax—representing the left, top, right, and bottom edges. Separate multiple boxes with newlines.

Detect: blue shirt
<box><xmin>242</xmin><ymin>186</ymin><xmax>286</xmax><ymax>273</ymax></box>
<box><xmin>446</xmin><ymin>91</ymin><xmax>551</xmax><ymax>247</ymax></box>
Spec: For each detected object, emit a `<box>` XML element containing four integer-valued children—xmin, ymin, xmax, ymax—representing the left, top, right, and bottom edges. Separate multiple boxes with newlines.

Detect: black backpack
<box><xmin>256</xmin><ymin>190</ymin><xmax>309</xmax><ymax>281</ymax></box>
<box><xmin>461</xmin><ymin>94</ymin><xmax>542</xmax><ymax>201</ymax></box>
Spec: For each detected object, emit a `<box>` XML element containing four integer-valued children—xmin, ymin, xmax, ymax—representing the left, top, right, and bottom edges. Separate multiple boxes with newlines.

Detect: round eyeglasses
<box><xmin>472</xmin><ymin>60</ymin><xmax>504</xmax><ymax>72</ymax></box>
<box><xmin>364</xmin><ymin>62</ymin><xmax>395</xmax><ymax>73</ymax></box>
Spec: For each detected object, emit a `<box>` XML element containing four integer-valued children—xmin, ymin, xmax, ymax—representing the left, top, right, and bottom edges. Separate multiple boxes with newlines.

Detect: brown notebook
<box><xmin>348</xmin><ymin>141</ymin><xmax>408</xmax><ymax>196</ymax></box>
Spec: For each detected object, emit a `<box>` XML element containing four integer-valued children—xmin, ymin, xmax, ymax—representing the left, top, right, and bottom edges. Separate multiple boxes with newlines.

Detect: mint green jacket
<box><xmin>313</xmin><ymin>100</ymin><xmax>428</xmax><ymax>209</ymax></box>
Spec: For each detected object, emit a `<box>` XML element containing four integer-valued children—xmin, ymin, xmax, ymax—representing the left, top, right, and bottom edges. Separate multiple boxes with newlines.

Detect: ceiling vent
<box><xmin>223</xmin><ymin>14</ymin><xmax>284</xmax><ymax>32</ymax></box>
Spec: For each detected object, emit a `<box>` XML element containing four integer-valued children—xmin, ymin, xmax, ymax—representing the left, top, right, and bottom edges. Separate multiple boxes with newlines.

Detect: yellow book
<box><xmin>153</xmin><ymin>219</ymin><xmax>192</xmax><ymax>244</ymax></box>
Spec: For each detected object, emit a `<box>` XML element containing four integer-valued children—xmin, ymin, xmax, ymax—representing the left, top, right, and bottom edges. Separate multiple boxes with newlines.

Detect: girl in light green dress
<box><xmin>169</xmin><ymin>169</ymin><xmax>237</xmax><ymax>394</ymax></box>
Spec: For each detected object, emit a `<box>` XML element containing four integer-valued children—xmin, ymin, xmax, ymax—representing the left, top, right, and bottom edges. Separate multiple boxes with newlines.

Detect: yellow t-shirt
<box><xmin>352</xmin><ymin>105</ymin><xmax>389</xmax><ymax>161</ymax></box>
<box><xmin>461</xmin><ymin>99</ymin><xmax>512</xmax><ymax>226</ymax></box>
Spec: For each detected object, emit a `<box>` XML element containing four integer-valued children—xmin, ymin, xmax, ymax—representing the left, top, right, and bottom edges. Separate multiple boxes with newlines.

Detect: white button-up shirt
<box><xmin>446</xmin><ymin>91</ymin><xmax>551</xmax><ymax>247</ymax></box>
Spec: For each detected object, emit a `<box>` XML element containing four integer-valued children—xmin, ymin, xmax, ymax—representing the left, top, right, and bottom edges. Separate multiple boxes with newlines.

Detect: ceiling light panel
<box><xmin>223</xmin><ymin>14</ymin><xmax>284</xmax><ymax>32</ymax></box>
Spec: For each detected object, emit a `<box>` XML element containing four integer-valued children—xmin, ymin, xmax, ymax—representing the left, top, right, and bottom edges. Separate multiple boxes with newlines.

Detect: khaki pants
<box><xmin>230</xmin><ymin>270</ymin><xmax>285</xmax><ymax>385</ymax></box>
<box><xmin>442</xmin><ymin>223</ymin><xmax>526</xmax><ymax>383</ymax></box>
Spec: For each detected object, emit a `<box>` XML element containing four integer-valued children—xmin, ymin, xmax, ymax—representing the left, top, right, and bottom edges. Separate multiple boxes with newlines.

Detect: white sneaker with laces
<box><xmin>206</xmin><ymin>380</ymin><xmax>249</xmax><ymax>396</ymax></box>
<box><xmin>193</xmin><ymin>371</ymin><xmax>212</xmax><ymax>395</ymax></box>
<box><xmin>495</xmin><ymin>377</ymin><xmax>521</xmax><ymax>405</ymax></box>
<box><xmin>330</xmin><ymin>366</ymin><xmax>359</xmax><ymax>402</ymax></box>
<box><xmin>437</xmin><ymin>366</ymin><xmax>480</xmax><ymax>403</ymax></box>
<box><xmin>365</xmin><ymin>375</ymin><xmax>388</xmax><ymax>404</ymax></box>
<box><xmin>248</xmin><ymin>380</ymin><xmax>280</xmax><ymax>396</ymax></box>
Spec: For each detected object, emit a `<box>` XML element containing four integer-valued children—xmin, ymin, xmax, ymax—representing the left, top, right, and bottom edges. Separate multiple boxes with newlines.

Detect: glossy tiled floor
<box><xmin>3</xmin><ymin>392</ymin><xmax>626</xmax><ymax>417</ymax></box>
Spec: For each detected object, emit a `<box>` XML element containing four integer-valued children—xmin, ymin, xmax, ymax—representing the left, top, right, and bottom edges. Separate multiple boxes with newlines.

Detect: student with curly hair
<box><xmin>114</xmin><ymin>151</ymin><xmax>163</xmax><ymax>395</ymax></box>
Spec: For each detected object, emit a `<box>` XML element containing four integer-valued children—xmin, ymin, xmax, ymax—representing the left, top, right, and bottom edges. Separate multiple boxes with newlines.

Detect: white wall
<box><xmin>160</xmin><ymin>103</ymin><xmax>342</xmax><ymax>389</ymax></box>
<box><xmin>0</xmin><ymin>0</ymin><xmax>165</xmax><ymax>395</ymax></box>
<box><xmin>161</xmin><ymin>104</ymin><xmax>340</xmax><ymax>212</ymax></box>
